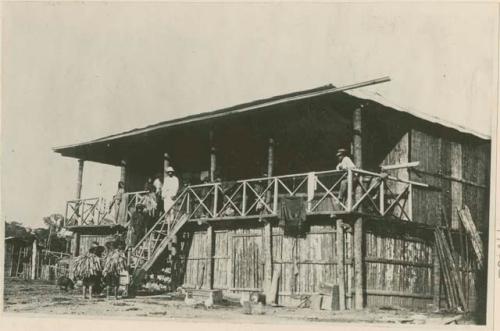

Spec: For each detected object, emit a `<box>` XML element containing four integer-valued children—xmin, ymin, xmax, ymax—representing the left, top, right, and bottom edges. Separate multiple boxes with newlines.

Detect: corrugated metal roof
<box><xmin>53</xmin><ymin>82</ymin><xmax>489</xmax><ymax>153</ymax></box>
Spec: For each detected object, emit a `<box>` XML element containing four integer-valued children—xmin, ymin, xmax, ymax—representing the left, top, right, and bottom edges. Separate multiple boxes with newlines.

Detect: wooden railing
<box><xmin>158</xmin><ymin>169</ymin><xmax>426</xmax><ymax>222</ymax></box>
<box><xmin>128</xmin><ymin>168</ymin><xmax>428</xmax><ymax>276</ymax></box>
<box><xmin>65</xmin><ymin>190</ymin><xmax>150</xmax><ymax>226</ymax></box>
<box><xmin>65</xmin><ymin>197</ymin><xmax>112</xmax><ymax>226</ymax></box>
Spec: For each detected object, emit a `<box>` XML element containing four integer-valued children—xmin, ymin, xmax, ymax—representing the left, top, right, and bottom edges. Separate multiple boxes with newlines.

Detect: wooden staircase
<box><xmin>128</xmin><ymin>188</ymin><xmax>190</xmax><ymax>288</ymax></box>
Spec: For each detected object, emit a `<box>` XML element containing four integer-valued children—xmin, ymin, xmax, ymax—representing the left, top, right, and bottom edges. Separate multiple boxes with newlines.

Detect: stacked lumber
<box><xmin>457</xmin><ymin>206</ymin><xmax>484</xmax><ymax>270</ymax></box>
<box><xmin>434</xmin><ymin>226</ymin><xmax>466</xmax><ymax>312</ymax></box>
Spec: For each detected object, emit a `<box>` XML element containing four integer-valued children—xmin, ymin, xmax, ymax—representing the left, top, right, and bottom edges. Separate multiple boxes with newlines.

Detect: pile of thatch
<box><xmin>102</xmin><ymin>250</ymin><xmax>127</xmax><ymax>278</ymax></box>
<box><xmin>72</xmin><ymin>253</ymin><xmax>102</xmax><ymax>279</ymax></box>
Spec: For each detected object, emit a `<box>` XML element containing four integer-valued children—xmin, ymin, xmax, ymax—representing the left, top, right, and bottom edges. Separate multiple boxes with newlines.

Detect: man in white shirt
<box><xmin>162</xmin><ymin>166</ymin><xmax>179</xmax><ymax>213</ymax></box>
<box><xmin>336</xmin><ymin>148</ymin><xmax>356</xmax><ymax>203</ymax></box>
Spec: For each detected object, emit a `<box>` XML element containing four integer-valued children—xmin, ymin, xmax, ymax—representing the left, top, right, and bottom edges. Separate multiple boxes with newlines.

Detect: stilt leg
<box><xmin>89</xmin><ymin>285</ymin><xmax>93</xmax><ymax>299</ymax></box>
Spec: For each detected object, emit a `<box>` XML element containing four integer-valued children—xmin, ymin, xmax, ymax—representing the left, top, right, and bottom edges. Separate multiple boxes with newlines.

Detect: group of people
<box><xmin>115</xmin><ymin>166</ymin><xmax>180</xmax><ymax>248</ymax></box>
<box><xmin>141</xmin><ymin>166</ymin><xmax>180</xmax><ymax>217</ymax></box>
<box><xmin>71</xmin><ymin>239</ymin><xmax>128</xmax><ymax>299</ymax></box>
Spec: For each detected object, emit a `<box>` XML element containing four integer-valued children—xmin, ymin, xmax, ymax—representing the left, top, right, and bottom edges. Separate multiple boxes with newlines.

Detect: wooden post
<box><xmin>74</xmin><ymin>234</ymin><xmax>81</xmax><ymax>257</ymax></box>
<box><xmin>433</xmin><ymin>239</ymin><xmax>441</xmax><ymax>310</ymax></box>
<box><xmin>267</xmin><ymin>138</ymin><xmax>274</xmax><ymax>177</ymax></box>
<box><xmin>163</xmin><ymin>153</ymin><xmax>170</xmax><ymax>174</ymax></box>
<box><xmin>76</xmin><ymin>159</ymin><xmax>84</xmax><ymax>199</ymax></box>
<box><xmin>336</xmin><ymin>218</ymin><xmax>346</xmax><ymax>310</ymax></box>
<box><xmin>264</xmin><ymin>138</ymin><xmax>274</xmax><ymax>298</ymax></box>
<box><xmin>207</xmin><ymin>225</ymin><xmax>214</xmax><ymax>289</ymax></box>
<box><xmin>31</xmin><ymin>240</ymin><xmax>37</xmax><ymax>280</ymax></box>
<box><xmin>120</xmin><ymin>159</ymin><xmax>127</xmax><ymax>184</ymax></box>
<box><xmin>353</xmin><ymin>105</ymin><xmax>364</xmax><ymax>309</ymax></box>
<box><xmin>210</xmin><ymin>129</ymin><xmax>216</xmax><ymax>182</ymax></box>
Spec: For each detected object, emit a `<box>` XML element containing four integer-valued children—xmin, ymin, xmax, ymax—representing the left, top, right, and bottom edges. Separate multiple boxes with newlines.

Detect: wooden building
<box><xmin>54</xmin><ymin>79</ymin><xmax>490</xmax><ymax>318</ymax></box>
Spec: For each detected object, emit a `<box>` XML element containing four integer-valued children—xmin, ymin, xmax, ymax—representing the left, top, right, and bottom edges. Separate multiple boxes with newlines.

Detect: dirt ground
<box><xmin>2</xmin><ymin>278</ymin><xmax>473</xmax><ymax>325</ymax></box>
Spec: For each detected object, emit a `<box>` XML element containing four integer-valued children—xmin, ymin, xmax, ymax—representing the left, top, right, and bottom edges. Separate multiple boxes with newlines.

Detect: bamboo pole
<box><xmin>353</xmin><ymin>105</ymin><xmax>364</xmax><ymax>309</ymax></box>
<box><xmin>337</xmin><ymin>218</ymin><xmax>346</xmax><ymax>310</ymax></box>
<box><xmin>209</xmin><ymin>129</ymin><xmax>216</xmax><ymax>182</ymax></box>
<box><xmin>76</xmin><ymin>159</ymin><xmax>85</xmax><ymax>199</ymax></box>
<box><xmin>120</xmin><ymin>160</ymin><xmax>127</xmax><ymax>184</ymax></box>
<box><xmin>163</xmin><ymin>153</ymin><xmax>170</xmax><ymax>174</ymax></box>
<box><xmin>432</xmin><ymin>238</ymin><xmax>441</xmax><ymax>310</ymax></box>
<box><xmin>31</xmin><ymin>240</ymin><xmax>37</xmax><ymax>280</ymax></box>
<box><xmin>264</xmin><ymin>137</ymin><xmax>274</xmax><ymax>298</ymax></box>
<box><xmin>207</xmin><ymin>225</ymin><xmax>214</xmax><ymax>289</ymax></box>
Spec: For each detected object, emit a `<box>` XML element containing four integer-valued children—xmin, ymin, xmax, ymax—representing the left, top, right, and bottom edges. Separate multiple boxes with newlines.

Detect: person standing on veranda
<box><xmin>336</xmin><ymin>148</ymin><xmax>357</xmax><ymax>203</ymax></box>
<box><xmin>162</xmin><ymin>167</ymin><xmax>179</xmax><ymax>215</ymax></box>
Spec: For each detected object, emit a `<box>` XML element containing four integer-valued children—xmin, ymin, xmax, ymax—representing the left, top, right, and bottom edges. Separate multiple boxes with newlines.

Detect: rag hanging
<box><xmin>278</xmin><ymin>196</ymin><xmax>307</xmax><ymax>236</ymax></box>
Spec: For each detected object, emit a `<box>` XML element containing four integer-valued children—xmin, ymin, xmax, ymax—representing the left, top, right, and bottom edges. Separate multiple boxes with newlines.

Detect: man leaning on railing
<box><xmin>335</xmin><ymin>148</ymin><xmax>356</xmax><ymax>203</ymax></box>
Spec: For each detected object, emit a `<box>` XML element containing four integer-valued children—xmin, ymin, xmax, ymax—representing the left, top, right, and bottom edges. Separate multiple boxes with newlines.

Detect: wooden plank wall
<box><xmin>182</xmin><ymin>230</ymin><xmax>210</xmax><ymax>289</ymax></box>
<box><xmin>363</xmin><ymin>229</ymin><xmax>434</xmax><ymax>309</ymax></box>
<box><xmin>178</xmin><ymin>220</ymin><xmax>445</xmax><ymax>310</ymax></box>
<box><xmin>272</xmin><ymin>224</ymin><xmax>338</xmax><ymax>305</ymax></box>
<box><xmin>409</xmin><ymin>130</ymin><xmax>443</xmax><ymax>225</ymax></box>
<box><xmin>410</xmin><ymin>129</ymin><xmax>489</xmax><ymax>230</ymax></box>
<box><xmin>71</xmin><ymin>234</ymin><xmax>116</xmax><ymax>256</ymax></box>
<box><xmin>179</xmin><ymin>223</ymin><xmax>340</xmax><ymax>303</ymax></box>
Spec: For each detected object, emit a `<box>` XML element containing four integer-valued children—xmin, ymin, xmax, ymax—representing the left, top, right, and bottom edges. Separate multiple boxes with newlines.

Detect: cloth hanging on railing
<box><xmin>278</xmin><ymin>196</ymin><xmax>307</xmax><ymax>236</ymax></box>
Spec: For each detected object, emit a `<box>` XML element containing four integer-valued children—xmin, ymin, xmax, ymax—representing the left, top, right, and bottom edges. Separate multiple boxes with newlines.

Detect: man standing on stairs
<box><xmin>162</xmin><ymin>166</ymin><xmax>179</xmax><ymax>215</ymax></box>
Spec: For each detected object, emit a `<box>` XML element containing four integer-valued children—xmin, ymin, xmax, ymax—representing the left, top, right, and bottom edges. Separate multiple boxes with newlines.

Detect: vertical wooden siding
<box><xmin>364</xmin><ymin>230</ymin><xmax>434</xmax><ymax>309</ymax></box>
<box><xmin>71</xmin><ymin>234</ymin><xmax>115</xmax><ymax>256</ymax></box>
<box><xmin>272</xmin><ymin>224</ymin><xmax>338</xmax><ymax>305</ymax></box>
<box><xmin>410</xmin><ymin>129</ymin><xmax>489</xmax><ymax>229</ymax></box>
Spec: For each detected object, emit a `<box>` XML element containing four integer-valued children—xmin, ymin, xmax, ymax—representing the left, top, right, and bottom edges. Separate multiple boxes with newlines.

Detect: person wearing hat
<box><xmin>335</xmin><ymin>148</ymin><xmax>357</xmax><ymax>203</ymax></box>
<box><xmin>162</xmin><ymin>166</ymin><xmax>179</xmax><ymax>214</ymax></box>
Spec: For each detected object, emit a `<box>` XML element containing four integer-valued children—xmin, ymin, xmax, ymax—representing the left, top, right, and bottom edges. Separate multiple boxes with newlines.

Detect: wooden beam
<box><xmin>353</xmin><ymin>105</ymin><xmax>364</xmax><ymax>310</ymax></box>
<box><xmin>31</xmin><ymin>240</ymin><xmax>37</xmax><ymax>280</ymax></box>
<box><xmin>263</xmin><ymin>222</ymin><xmax>272</xmax><ymax>297</ymax></box>
<box><xmin>74</xmin><ymin>233</ymin><xmax>81</xmax><ymax>257</ymax></box>
<box><xmin>76</xmin><ymin>159</ymin><xmax>84</xmax><ymax>199</ymax></box>
<box><xmin>264</xmin><ymin>137</ymin><xmax>274</xmax><ymax>298</ymax></box>
<box><xmin>163</xmin><ymin>153</ymin><xmax>170</xmax><ymax>174</ymax></box>
<box><xmin>381</xmin><ymin>161</ymin><xmax>420</xmax><ymax>171</ymax></box>
<box><xmin>433</xmin><ymin>239</ymin><xmax>441</xmax><ymax>310</ymax></box>
<box><xmin>210</xmin><ymin>130</ymin><xmax>216</xmax><ymax>182</ymax></box>
<box><xmin>336</xmin><ymin>219</ymin><xmax>346</xmax><ymax>310</ymax></box>
<box><xmin>120</xmin><ymin>160</ymin><xmax>127</xmax><ymax>184</ymax></box>
<box><xmin>207</xmin><ymin>225</ymin><xmax>214</xmax><ymax>289</ymax></box>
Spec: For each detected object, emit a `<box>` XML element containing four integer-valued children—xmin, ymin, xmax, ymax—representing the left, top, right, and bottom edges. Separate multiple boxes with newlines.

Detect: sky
<box><xmin>2</xmin><ymin>2</ymin><xmax>498</xmax><ymax>228</ymax></box>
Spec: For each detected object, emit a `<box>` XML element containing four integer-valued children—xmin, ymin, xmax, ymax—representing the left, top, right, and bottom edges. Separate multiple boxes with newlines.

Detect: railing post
<box><xmin>408</xmin><ymin>184</ymin><xmax>413</xmax><ymax>221</ymax></box>
<box><xmin>347</xmin><ymin>169</ymin><xmax>353</xmax><ymax>212</ymax></box>
<box><xmin>379</xmin><ymin>180</ymin><xmax>385</xmax><ymax>215</ymax></box>
<box><xmin>273</xmin><ymin>179</ymin><xmax>279</xmax><ymax>214</ymax></box>
<box><xmin>64</xmin><ymin>203</ymin><xmax>69</xmax><ymax>227</ymax></box>
<box><xmin>306</xmin><ymin>172</ymin><xmax>314</xmax><ymax>212</ymax></box>
<box><xmin>242</xmin><ymin>182</ymin><xmax>247</xmax><ymax>216</ymax></box>
<box><xmin>213</xmin><ymin>184</ymin><xmax>218</xmax><ymax>217</ymax></box>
